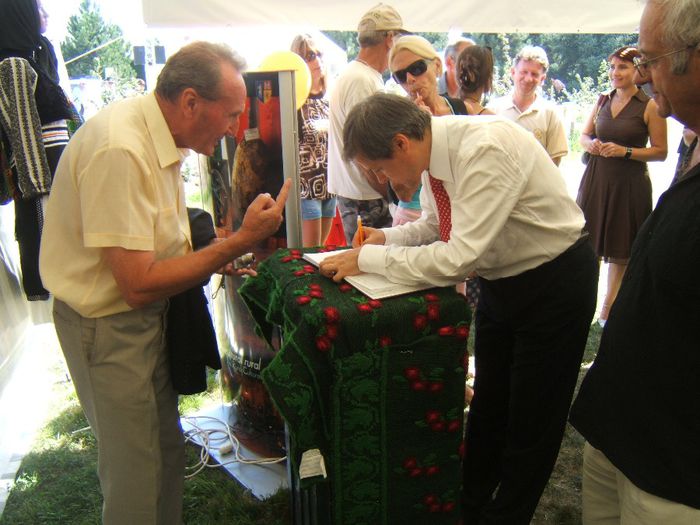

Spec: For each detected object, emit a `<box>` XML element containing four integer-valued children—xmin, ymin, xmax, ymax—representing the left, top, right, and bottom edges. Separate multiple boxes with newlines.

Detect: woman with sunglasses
<box><xmin>290</xmin><ymin>34</ymin><xmax>336</xmax><ymax>247</ymax></box>
<box><xmin>388</xmin><ymin>35</ymin><xmax>467</xmax><ymax>225</ymax></box>
<box><xmin>456</xmin><ymin>45</ymin><xmax>496</xmax><ymax>116</ymax></box>
<box><xmin>390</xmin><ymin>35</ymin><xmax>467</xmax><ymax>118</ymax></box>
<box><xmin>576</xmin><ymin>45</ymin><xmax>667</xmax><ymax>326</ymax></box>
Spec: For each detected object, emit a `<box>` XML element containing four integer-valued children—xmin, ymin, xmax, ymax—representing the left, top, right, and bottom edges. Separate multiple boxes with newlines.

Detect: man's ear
<box><xmin>180</xmin><ymin>88</ymin><xmax>199</xmax><ymax>117</ymax></box>
<box><xmin>393</xmin><ymin>133</ymin><xmax>410</xmax><ymax>154</ymax></box>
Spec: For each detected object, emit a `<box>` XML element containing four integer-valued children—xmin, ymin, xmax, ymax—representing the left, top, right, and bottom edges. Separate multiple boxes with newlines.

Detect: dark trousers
<box><xmin>15</xmin><ymin>195</ymin><xmax>49</xmax><ymax>300</ymax></box>
<box><xmin>462</xmin><ymin>240</ymin><xmax>598</xmax><ymax>524</ymax></box>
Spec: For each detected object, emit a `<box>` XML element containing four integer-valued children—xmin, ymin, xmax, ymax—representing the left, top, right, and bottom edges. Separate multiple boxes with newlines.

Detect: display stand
<box><xmin>198</xmin><ymin>70</ymin><xmax>301</xmax><ymax>459</ymax></box>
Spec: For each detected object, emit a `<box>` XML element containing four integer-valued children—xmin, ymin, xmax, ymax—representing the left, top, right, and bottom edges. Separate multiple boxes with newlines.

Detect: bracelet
<box><xmin>624</xmin><ymin>147</ymin><xmax>633</xmax><ymax>159</ymax></box>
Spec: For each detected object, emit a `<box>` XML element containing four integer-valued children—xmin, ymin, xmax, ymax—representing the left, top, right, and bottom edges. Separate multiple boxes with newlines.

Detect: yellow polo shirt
<box><xmin>40</xmin><ymin>93</ymin><xmax>192</xmax><ymax>318</ymax></box>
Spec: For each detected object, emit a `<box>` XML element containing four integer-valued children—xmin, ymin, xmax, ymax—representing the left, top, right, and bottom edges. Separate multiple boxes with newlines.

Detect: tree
<box><xmin>470</xmin><ymin>32</ymin><xmax>637</xmax><ymax>97</ymax></box>
<box><xmin>61</xmin><ymin>0</ymin><xmax>136</xmax><ymax>80</ymax></box>
<box><xmin>322</xmin><ymin>31</ymin><xmax>359</xmax><ymax>60</ymax></box>
<box><xmin>321</xmin><ymin>30</ymin><xmax>636</xmax><ymax>103</ymax></box>
<box><xmin>322</xmin><ymin>31</ymin><xmax>448</xmax><ymax>62</ymax></box>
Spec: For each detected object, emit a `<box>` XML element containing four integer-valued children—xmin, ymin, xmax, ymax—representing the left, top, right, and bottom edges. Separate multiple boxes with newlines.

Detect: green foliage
<box><xmin>320</xmin><ymin>30</ymin><xmax>633</xmax><ymax>105</ymax></box>
<box><xmin>471</xmin><ymin>32</ymin><xmax>635</xmax><ymax>97</ymax></box>
<box><xmin>415</xmin><ymin>32</ymin><xmax>448</xmax><ymax>51</ymax></box>
<box><xmin>322</xmin><ymin>31</ymin><xmax>359</xmax><ymax>60</ymax></box>
<box><xmin>0</xmin><ymin>373</ymin><xmax>290</xmax><ymax>525</ymax></box>
<box><xmin>60</xmin><ymin>0</ymin><xmax>136</xmax><ymax>80</ymax></box>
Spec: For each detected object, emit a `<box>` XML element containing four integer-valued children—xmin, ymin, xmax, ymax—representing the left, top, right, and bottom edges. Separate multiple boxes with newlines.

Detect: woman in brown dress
<box><xmin>577</xmin><ymin>46</ymin><xmax>667</xmax><ymax>326</ymax></box>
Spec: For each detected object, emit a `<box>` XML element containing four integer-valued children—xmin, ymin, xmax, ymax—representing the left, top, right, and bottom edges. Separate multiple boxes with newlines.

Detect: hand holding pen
<box><xmin>356</xmin><ymin>216</ymin><xmax>365</xmax><ymax>246</ymax></box>
<box><xmin>351</xmin><ymin>220</ymin><xmax>385</xmax><ymax>248</ymax></box>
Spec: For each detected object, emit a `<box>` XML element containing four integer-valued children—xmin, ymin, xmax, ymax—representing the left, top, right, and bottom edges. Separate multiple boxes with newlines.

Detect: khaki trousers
<box><xmin>53</xmin><ymin>299</ymin><xmax>184</xmax><ymax>525</ymax></box>
<box><xmin>583</xmin><ymin>443</ymin><xmax>700</xmax><ymax>525</ymax></box>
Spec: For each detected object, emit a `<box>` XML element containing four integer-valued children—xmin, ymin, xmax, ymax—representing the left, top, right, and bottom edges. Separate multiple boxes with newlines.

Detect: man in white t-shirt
<box><xmin>328</xmin><ymin>2</ymin><xmax>406</xmax><ymax>243</ymax></box>
<box><xmin>490</xmin><ymin>45</ymin><xmax>568</xmax><ymax>166</ymax></box>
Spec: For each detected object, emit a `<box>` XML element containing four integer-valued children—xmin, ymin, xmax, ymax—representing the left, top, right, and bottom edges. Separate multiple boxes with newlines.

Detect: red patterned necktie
<box><xmin>428</xmin><ymin>174</ymin><xmax>451</xmax><ymax>242</ymax></box>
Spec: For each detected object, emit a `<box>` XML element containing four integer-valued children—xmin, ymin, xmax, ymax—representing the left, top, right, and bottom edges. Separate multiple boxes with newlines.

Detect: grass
<box><xmin>0</xmin><ymin>371</ymin><xmax>290</xmax><ymax>525</ymax></box>
<box><xmin>0</xmin><ymin>325</ymin><xmax>603</xmax><ymax>525</ymax></box>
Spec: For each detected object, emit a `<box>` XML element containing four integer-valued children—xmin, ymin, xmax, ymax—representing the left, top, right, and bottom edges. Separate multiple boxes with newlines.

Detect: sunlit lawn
<box><xmin>0</xmin><ymin>323</ymin><xmax>601</xmax><ymax>524</ymax></box>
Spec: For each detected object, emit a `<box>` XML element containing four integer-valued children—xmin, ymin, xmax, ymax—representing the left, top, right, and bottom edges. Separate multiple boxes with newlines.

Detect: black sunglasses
<box><xmin>392</xmin><ymin>59</ymin><xmax>431</xmax><ymax>84</ymax></box>
<box><xmin>304</xmin><ymin>50</ymin><xmax>322</xmax><ymax>62</ymax></box>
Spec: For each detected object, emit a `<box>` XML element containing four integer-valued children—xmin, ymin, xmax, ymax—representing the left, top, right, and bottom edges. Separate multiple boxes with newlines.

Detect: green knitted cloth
<box><xmin>240</xmin><ymin>248</ymin><xmax>471</xmax><ymax>525</ymax></box>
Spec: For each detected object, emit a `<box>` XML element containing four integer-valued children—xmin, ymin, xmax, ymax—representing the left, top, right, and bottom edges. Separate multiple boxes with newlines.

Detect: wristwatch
<box><xmin>624</xmin><ymin>147</ymin><xmax>633</xmax><ymax>159</ymax></box>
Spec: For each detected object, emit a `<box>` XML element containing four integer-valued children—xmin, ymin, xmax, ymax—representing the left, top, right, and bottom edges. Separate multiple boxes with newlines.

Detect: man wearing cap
<box><xmin>328</xmin><ymin>2</ymin><xmax>406</xmax><ymax>243</ymax></box>
<box><xmin>438</xmin><ymin>36</ymin><xmax>476</xmax><ymax>99</ymax></box>
<box><xmin>490</xmin><ymin>45</ymin><xmax>568</xmax><ymax>166</ymax></box>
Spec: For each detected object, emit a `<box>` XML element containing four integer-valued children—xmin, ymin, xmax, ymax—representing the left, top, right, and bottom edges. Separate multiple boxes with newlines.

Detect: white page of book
<box><xmin>302</xmin><ymin>250</ymin><xmax>434</xmax><ymax>300</ymax></box>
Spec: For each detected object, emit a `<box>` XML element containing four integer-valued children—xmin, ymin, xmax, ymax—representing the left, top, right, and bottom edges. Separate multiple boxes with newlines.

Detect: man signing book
<box><xmin>319</xmin><ymin>92</ymin><xmax>597</xmax><ymax>525</ymax></box>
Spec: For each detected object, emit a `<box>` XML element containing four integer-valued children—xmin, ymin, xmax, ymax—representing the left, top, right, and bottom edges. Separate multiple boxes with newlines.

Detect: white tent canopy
<box><xmin>142</xmin><ymin>0</ymin><xmax>643</xmax><ymax>34</ymax></box>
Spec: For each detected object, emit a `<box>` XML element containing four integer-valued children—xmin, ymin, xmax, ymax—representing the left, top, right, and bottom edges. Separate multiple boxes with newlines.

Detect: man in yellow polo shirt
<box><xmin>39</xmin><ymin>42</ymin><xmax>290</xmax><ymax>524</ymax></box>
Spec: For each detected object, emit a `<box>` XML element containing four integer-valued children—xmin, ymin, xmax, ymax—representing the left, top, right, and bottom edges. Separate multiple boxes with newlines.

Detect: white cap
<box><xmin>357</xmin><ymin>3</ymin><xmax>405</xmax><ymax>33</ymax></box>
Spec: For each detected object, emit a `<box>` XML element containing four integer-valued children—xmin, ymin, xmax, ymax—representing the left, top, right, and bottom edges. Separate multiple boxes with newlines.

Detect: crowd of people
<box><xmin>1</xmin><ymin>0</ymin><xmax>698</xmax><ymax>523</ymax></box>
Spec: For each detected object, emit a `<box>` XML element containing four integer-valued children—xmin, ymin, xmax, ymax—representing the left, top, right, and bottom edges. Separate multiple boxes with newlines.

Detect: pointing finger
<box><xmin>275</xmin><ymin>179</ymin><xmax>292</xmax><ymax>211</ymax></box>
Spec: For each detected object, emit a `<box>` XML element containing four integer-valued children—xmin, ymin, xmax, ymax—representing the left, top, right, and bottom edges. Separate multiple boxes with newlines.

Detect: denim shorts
<box><xmin>301</xmin><ymin>196</ymin><xmax>337</xmax><ymax>220</ymax></box>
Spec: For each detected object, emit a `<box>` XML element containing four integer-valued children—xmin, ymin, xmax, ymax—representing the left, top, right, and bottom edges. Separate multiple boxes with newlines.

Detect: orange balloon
<box><xmin>257</xmin><ymin>51</ymin><xmax>311</xmax><ymax>110</ymax></box>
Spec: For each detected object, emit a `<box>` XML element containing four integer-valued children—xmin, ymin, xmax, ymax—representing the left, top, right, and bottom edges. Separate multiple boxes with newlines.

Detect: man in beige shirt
<box><xmin>490</xmin><ymin>45</ymin><xmax>568</xmax><ymax>166</ymax></box>
<box><xmin>39</xmin><ymin>42</ymin><xmax>289</xmax><ymax>524</ymax></box>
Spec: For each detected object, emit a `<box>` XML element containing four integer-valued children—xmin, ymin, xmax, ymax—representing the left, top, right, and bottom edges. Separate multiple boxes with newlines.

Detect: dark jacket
<box><xmin>166</xmin><ymin>208</ymin><xmax>221</xmax><ymax>395</ymax></box>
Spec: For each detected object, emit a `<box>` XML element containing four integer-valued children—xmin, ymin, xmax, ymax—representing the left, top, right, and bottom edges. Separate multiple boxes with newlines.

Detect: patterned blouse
<box><xmin>299</xmin><ymin>94</ymin><xmax>332</xmax><ymax>200</ymax></box>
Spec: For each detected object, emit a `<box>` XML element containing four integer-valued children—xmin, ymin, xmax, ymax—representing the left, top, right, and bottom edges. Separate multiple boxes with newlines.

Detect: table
<box><xmin>240</xmin><ymin>248</ymin><xmax>471</xmax><ymax>525</ymax></box>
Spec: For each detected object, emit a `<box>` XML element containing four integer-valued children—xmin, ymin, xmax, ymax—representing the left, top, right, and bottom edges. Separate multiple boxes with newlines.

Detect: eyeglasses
<box><xmin>392</xmin><ymin>59</ymin><xmax>431</xmax><ymax>84</ymax></box>
<box><xmin>304</xmin><ymin>50</ymin><xmax>322</xmax><ymax>63</ymax></box>
<box><xmin>632</xmin><ymin>45</ymin><xmax>694</xmax><ymax>74</ymax></box>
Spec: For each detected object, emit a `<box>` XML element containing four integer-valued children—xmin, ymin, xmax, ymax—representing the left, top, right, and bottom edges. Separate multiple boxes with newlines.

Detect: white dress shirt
<box><xmin>358</xmin><ymin>116</ymin><xmax>584</xmax><ymax>286</ymax></box>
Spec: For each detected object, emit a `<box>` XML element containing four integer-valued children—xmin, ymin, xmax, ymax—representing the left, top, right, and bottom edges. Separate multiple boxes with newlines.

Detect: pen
<box><xmin>357</xmin><ymin>216</ymin><xmax>365</xmax><ymax>246</ymax></box>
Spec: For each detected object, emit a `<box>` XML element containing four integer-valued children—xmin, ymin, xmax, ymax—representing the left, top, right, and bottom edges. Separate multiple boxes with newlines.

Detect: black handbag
<box><xmin>582</xmin><ymin>94</ymin><xmax>608</xmax><ymax>165</ymax></box>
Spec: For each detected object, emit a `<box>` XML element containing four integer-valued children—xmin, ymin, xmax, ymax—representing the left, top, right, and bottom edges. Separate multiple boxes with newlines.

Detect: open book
<box><xmin>303</xmin><ymin>250</ymin><xmax>435</xmax><ymax>300</ymax></box>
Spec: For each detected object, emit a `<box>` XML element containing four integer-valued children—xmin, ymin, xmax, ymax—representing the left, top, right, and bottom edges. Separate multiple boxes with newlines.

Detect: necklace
<box><xmin>463</xmin><ymin>96</ymin><xmax>481</xmax><ymax>104</ymax></box>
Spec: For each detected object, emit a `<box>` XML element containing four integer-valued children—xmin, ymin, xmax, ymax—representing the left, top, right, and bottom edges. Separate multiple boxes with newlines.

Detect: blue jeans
<box><xmin>301</xmin><ymin>196</ymin><xmax>337</xmax><ymax>220</ymax></box>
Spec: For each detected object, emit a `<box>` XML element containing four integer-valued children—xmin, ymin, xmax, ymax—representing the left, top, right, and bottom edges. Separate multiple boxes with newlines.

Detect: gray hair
<box><xmin>155</xmin><ymin>41</ymin><xmax>246</xmax><ymax>102</ymax></box>
<box><xmin>444</xmin><ymin>37</ymin><xmax>476</xmax><ymax>61</ymax></box>
<box><xmin>343</xmin><ymin>93</ymin><xmax>431</xmax><ymax>161</ymax></box>
<box><xmin>358</xmin><ymin>29</ymin><xmax>391</xmax><ymax>47</ymax></box>
<box><xmin>513</xmin><ymin>45</ymin><xmax>549</xmax><ymax>72</ymax></box>
<box><xmin>649</xmin><ymin>0</ymin><xmax>700</xmax><ymax>74</ymax></box>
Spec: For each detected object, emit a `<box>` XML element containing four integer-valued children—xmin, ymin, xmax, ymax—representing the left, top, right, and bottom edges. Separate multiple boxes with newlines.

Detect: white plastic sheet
<box><xmin>142</xmin><ymin>0</ymin><xmax>643</xmax><ymax>34</ymax></box>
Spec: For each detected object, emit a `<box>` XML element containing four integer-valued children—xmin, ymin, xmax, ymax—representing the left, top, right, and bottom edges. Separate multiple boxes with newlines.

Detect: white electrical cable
<box><xmin>182</xmin><ymin>414</ymin><xmax>287</xmax><ymax>479</ymax></box>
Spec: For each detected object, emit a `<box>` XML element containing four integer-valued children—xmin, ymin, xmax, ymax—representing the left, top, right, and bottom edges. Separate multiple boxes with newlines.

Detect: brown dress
<box><xmin>577</xmin><ymin>89</ymin><xmax>652</xmax><ymax>262</ymax></box>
